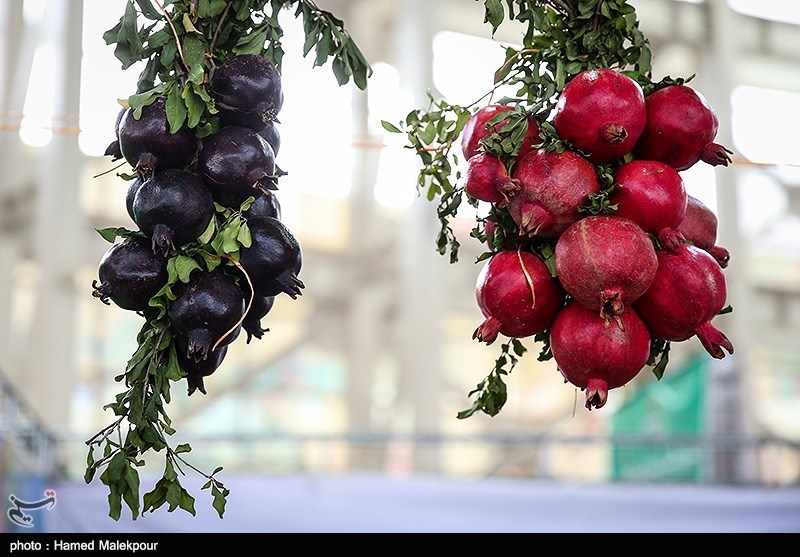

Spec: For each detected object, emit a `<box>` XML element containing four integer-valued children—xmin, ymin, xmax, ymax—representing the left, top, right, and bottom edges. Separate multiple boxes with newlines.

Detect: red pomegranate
<box><xmin>473</xmin><ymin>249</ymin><xmax>565</xmax><ymax>345</ymax></box>
<box><xmin>677</xmin><ymin>195</ymin><xmax>730</xmax><ymax>268</ymax></box>
<box><xmin>550</xmin><ymin>301</ymin><xmax>651</xmax><ymax>411</ymax></box>
<box><xmin>462</xmin><ymin>152</ymin><xmax>516</xmax><ymax>204</ymax></box>
<box><xmin>610</xmin><ymin>159</ymin><xmax>688</xmax><ymax>249</ymax></box>
<box><xmin>504</xmin><ymin>148</ymin><xmax>601</xmax><ymax>238</ymax></box>
<box><xmin>553</xmin><ymin>68</ymin><xmax>647</xmax><ymax>164</ymax></box>
<box><xmin>461</xmin><ymin>104</ymin><xmax>541</xmax><ymax>160</ymax></box>
<box><xmin>634</xmin><ymin>84</ymin><xmax>733</xmax><ymax>171</ymax></box>
<box><xmin>634</xmin><ymin>244</ymin><xmax>734</xmax><ymax>359</ymax></box>
<box><xmin>555</xmin><ymin>215</ymin><xmax>658</xmax><ymax>321</ymax></box>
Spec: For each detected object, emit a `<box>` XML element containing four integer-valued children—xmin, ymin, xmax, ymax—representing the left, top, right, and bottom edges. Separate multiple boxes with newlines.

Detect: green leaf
<box><xmin>134</xmin><ymin>0</ymin><xmax>161</xmax><ymax>20</ymax></box>
<box><xmin>484</xmin><ymin>0</ymin><xmax>505</xmax><ymax>34</ymax></box>
<box><xmin>211</xmin><ymin>485</ymin><xmax>228</xmax><ymax>519</ymax></box>
<box><xmin>235</xmin><ymin>25</ymin><xmax>269</xmax><ymax>56</ymax></box>
<box><xmin>174</xmin><ymin>443</ymin><xmax>192</xmax><ymax>454</ymax></box>
<box><xmin>198</xmin><ymin>0</ymin><xmax>228</xmax><ymax>18</ymax></box>
<box><xmin>381</xmin><ymin>120</ymin><xmax>401</xmax><ymax>134</ymax></box>
<box><xmin>173</xmin><ymin>255</ymin><xmax>201</xmax><ymax>283</ymax></box>
<box><xmin>166</xmin><ymin>83</ymin><xmax>187</xmax><ymax>134</ymax></box>
<box><xmin>95</xmin><ymin>226</ymin><xmax>139</xmax><ymax>243</ymax></box>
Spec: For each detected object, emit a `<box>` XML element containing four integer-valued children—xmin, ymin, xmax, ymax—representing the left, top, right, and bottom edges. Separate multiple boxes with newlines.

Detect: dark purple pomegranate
<box><xmin>132</xmin><ymin>169</ymin><xmax>215</xmax><ymax>256</ymax></box>
<box><xmin>555</xmin><ymin>215</ymin><xmax>658</xmax><ymax>321</ymax></box>
<box><xmin>553</xmin><ymin>68</ymin><xmax>646</xmax><ymax>164</ymax></box>
<box><xmin>210</xmin><ymin>54</ymin><xmax>283</xmax><ymax>131</ymax></box>
<box><xmin>473</xmin><ymin>249</ymin><xmax>565</xmax><ymax>344</ymax></box>
<box><xmin>550</xmin><ymin>301</ymin><xmax>651</xmax><ymax>410</ymax></box>
<box><xmin>505</xmin><ymin>148</ymin><xmax>601</xmax><ymax>238</ymax></box>
<box><xmin>198</xmin><ymin>125</ymin><xmax>277</xmax><ymax>208</ymax></box>
<box><xmin>117</xmin><ymin>98</ymin><xmax>197</xmax><ymax>177</ymax></box>
<box><xmin>634</xmin><ymin>85</ymin><xmax>733</xmax><ymax>171</ymax></box>
<box><xmin>92</xmin><ymin>236</ymin><xmax>168</xmax><ymax>311</ymax></box>
<box><xmin>461</xmin><ymin>104</ymin><xmax>541</xmax><ymax>160</ymax></box>
<box><xmin>610</xmin><ymin>159</ymin><xmax>688</xmax><ymax>249</ymax></box>
<box><xmin>463</xmin><ymin>152</ymin><xmax>516</xmax><ymax>204</ymax></box>
<box><xmin>635</xmin><ymin>244</ymin><xmax>734</xmax><ymax>359</ymax></box>
<box><xmin>169</xmin><ymin>270</ymin><xmax>245</xmax><ymax>363</ymax></box>
<box><xmin>677</xmin><ymin>195</ymin><xmax>730</xmax><ymax>268</ymax></box>
<box><xmin>238</xmin><ymin>217</ymin><xmax>304</xmax><ymax>298</ymax></box>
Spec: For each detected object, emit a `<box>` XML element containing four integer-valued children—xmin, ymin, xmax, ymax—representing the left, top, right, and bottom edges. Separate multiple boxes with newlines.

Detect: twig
<box><xmin>212</xmin><ymin>254</ymin><xmax>254</xmax><ymax>351</ymax></box>
<box><xmin>153</xmin><ymin>0</ymin><xmax>191</xmax><ymax>74</ymax></box>
<box><xmin>208</xmin><ymin>1</ymin><xmax>233</xmax><ymax>67</ymax></box>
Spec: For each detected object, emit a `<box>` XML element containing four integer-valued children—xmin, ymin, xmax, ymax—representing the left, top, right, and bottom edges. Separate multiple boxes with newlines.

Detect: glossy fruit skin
<box><xmin>550</xmin><ymin>301</ymin><xmax>651</xmax><ymax>410</ymax></box>
<box><xmin>210</xmin><ymin>54</ymin><xmax>283</xmax><ymax>131</ymax></box>
<box><xmin>238</xmin><ymin>217</ymin><xmax>304</xmax><ymax>299</ymax></box>
<box><xmin>463</xmin><ymin>152</ymin><xmax>515</xmax><ymax>204</ymax></box>
<box><xmin>132</xmin><ymin>169</ymin><xmax>215</xmax><ymax>256</ymax></box>
<box><xmin>169</xmin><ymin>271</ymin><xmax>246</xmax><ymax>364</ymax></box>
<box><xmin>634</xmin><ymin>85</ymin><xmax>732</xmax><ymax>171</ymax></box>
<box><xmin>198</xmin><ymin>125</ymin><xmax>277</xmax><ymax>209</ymax></box>
<box><xmin>610</xmin><ymin>159</ymin><xmax>688</xmax><ymax>249</ymax></box>
<box><xmin>553</xmin><ymin>68</ymin><xmax>646</xmax><ymax>164</ymax></box>
<box><xmin>506</xmin><ymin>148</ymin><xmax>601</xmax><ymax>238</ymax></box>
<box><xmin>634</xmin><ymin>244</ymin><xmax>734</xmax><ymax>359</ymax></box>
<box><xmin>677</xmin><ymin>195</ymin><xmax>730</xmax><ymax>268</ymax></box>
<box><xmin>555</xmin><ymin>215</ymin><xmax>658</xmax><ymax>320</ymax></box>
<box><xmin>473</xmin><ymin>250</ymin><xmax>565</xmax><ymax>344</ymax></box>
<box><xmin>92</xmin><ymin>236</ymin><xmax>168</xmax><ymax>311</ymax></box>
<box><xmin>243</xmin><ymin>191</ymin><xmax>281</xmax><ymax>221</ymax></box>
<box><xmin>461</xmin><ymin>104</ymin><xmax>541</xmax><ymax>160</ymax></box>
<box><xmin>117</xmin><ymin>98</ymin><xmax>198</xmax><ymax>177</ymax></box>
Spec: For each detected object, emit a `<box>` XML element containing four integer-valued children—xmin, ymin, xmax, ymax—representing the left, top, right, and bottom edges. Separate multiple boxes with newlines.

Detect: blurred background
<box><xmin>1</xmin><ymin>0</ymin><xmax>799</xmax><ymax>533</ymax></box>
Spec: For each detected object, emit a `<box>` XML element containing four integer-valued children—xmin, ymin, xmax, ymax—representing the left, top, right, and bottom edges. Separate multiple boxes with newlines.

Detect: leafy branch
<box><xmin>91</xmin><ymin>0</ymin><xmax>371</xmax><ymax>522</ymax></box>
<box><xmin>383</xmin><ymin>0</ymin><xmax>666</xmax><ymax>418</ymax></box>
<box><xmin>104</xmin><ymin>0</ymin><xmax>372</xmax><ymax>136</ymax></box>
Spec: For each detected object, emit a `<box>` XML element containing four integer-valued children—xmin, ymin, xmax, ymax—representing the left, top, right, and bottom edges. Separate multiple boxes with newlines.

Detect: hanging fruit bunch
<box><xmin>87</xmin><ymin>0</ymin><xmax>370</xmax><ymax>520</ymax></box>
<box><xmin>383</xmin><ymin>0</ymin><xmax>734</xmax><ymax>416</ymax></box>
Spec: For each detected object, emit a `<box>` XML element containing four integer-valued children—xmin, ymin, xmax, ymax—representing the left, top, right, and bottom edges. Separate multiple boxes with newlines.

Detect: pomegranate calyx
<box><xmin>497</xmin><ymin>178</ymin><xmax>521</xmax><ymax>201</ymax></box>
<box><xmin>91</xmin><ymin>280</ymin><xmax>112</xmax><ymax>306</ymax></box>
<box><xmin>602</xmin><ymin>123</ymin><xmax>628</xmax><ymax>145</ymax></box>
<box><xmin>695</xmin><ymin>321</ymin><xmax>734</xmax><ymax>359</ymax></box>
<box><xmin>151</xmin><ymin>223</ymin><xmax>175</xmax><ymax>257</ymax></box>
<box><xmin>585</xmin><ymin>377</ymin><xmax>609</xmax><ymax>410</ymax></box>
<box><xmin>135</xmin><ymin>152</ymin><xmax>158</xmax><ymax>179</ymax></box>
<box><xmin>700</xmin><ymin>142</ymin><xmax>733</xmax><ymax>167</ymax></box>
<box><xmin>600</xmin><ymin>289</ymin><xmax>625</xmax><ymax>322</ymax></box>
<box><xmin>519</xmin><ymin>203</ymin><xmax>552</xmax><ymax>237</ymax></box>
<box><xmin>657</xmin><ymin>228</ymin><xmax>686</xmax><ymax>251</ymax></box>
<box><xmin>709</xmin><ymin>245</ymin><xmax>731</xmax><ymax>268</ymax></box>
<box><xmin>473</xmin><ymin>316</ymin><xmax>502</xmax><ymax>345</ymax></box>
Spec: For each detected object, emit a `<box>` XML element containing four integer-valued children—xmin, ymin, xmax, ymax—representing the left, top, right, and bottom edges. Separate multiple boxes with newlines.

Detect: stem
<box><xmin>208</xmin><ymin>1</ymin><xmax>233</xmax><ymax>67</ymax></box>
<box><xmin>85</xmin><ymin>416</ymin><xmax>125</xmax><ymax>446</ymax></box>
<box><xmin>153</xmin><ymin>0</ymin><xmax>191</xmax><ymax>74</ymax></box>
<box><xmin>212</xmin><ymin>254</ymin><xmax>254</xmax><ymax>352</ymax></box>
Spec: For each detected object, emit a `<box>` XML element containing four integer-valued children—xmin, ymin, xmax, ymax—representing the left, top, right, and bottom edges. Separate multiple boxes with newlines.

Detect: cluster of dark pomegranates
<box><xmin>465</xmin><ymin>68</ymin><xmax>734</xmax><ymax>411</ymax></box>
<box><xmin>92</xmin><ymin>54</ymin><xmax>303</xmax><ymax>395</ymax></box>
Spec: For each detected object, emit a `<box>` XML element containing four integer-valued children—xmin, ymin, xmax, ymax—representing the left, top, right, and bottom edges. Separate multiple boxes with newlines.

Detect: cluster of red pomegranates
<box><xmin>93</xmin><ymin>54</ymin><xmax>302</xmax><ymax>395</ymax></box>
<box><xmin>465</xmin><ymin>68</ymin><xmax>734</xmax><ymax>411</ymax></box>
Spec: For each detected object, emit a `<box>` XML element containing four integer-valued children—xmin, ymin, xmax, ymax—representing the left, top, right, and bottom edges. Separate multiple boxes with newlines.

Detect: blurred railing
<box><xmin>0</xmin><ymin>369</ymin><xmax>62</xmax><ymax>480</ymax></box>
<box><xmin>54</xmin><ymin>431</ymin><xmax>800</xmax><ymax>487</ymax></box>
